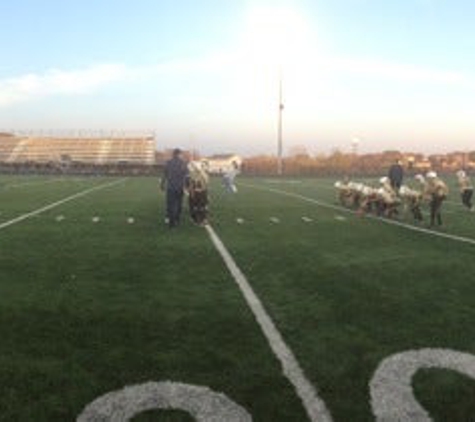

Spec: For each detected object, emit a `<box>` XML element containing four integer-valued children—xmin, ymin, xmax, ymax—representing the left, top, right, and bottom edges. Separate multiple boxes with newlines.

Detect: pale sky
<box><xmin>1</xmin><ymin>0</ymin><xmax>474</xmax><ymax>156</ymax></box>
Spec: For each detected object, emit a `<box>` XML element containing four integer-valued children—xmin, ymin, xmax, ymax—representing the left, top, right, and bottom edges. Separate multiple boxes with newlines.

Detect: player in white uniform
<box><xmin>223</xmin><ymin>161</ymin><xmax>239</xmax><ymax>193</ymax></box>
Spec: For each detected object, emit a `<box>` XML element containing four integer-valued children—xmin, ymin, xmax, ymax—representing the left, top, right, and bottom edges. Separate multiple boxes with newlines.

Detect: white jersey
<box><xmin>223</xmin><ymin>168</ymin><xmax>239</xmax><ymax>193</ymax></box>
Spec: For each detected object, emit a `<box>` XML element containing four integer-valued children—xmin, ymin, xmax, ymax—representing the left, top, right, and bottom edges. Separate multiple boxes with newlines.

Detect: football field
<box><xmin>1</xmin><ymin>174</ymin><xmax>475</xmax><ymax>421</ymax></box>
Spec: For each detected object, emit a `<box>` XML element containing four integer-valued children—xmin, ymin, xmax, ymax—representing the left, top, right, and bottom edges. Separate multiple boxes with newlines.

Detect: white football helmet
<box><xmin>362</xmin><ymin>186</ymin><xmax>372</xmax><ymax>196</ymax></box>
<box><xmin>399</xmin><ymin>185</ymin><xmax>409</xmax><ymax>196</ymax></box>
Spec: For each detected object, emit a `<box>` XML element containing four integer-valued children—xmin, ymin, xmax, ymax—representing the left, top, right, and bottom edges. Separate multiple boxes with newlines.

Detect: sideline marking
<box><xmin>0</xmin><ymin>178</ymin><xmax>126</xmax><ymax>232</ymax></box>
<box><xmin>241</xmin><ymin>182</ymin><xmax>475</xmax><ymax>247</ymax></box>
<box><xmin>205</xmin><ymin>224</ymin><xmax>333</xmax><ymax>422</ymax></box>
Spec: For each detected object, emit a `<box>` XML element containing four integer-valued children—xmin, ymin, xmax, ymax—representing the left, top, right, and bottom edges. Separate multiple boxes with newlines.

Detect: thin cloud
<box><xmin>328</xmin><ymin>56</ymin><xmax>466</xmax><ymax>84</ymax></box>
<box><xmin>151</xmin><ymin>49</ymin><xmax>470</xmax><ymax>88</ymax></box>
<box><xmin>152</xmin><ymin>53</ymin><xmax>238</xmax><ymax>75</ymax></box>
<box><xmin>0</xmin><ymin>64</ymin><xmax>127</xmax><ymax>107</ymax></box>
<box><xmin>0</xmin><ymin>53</ymin><xmax>469</xmax><ymax>109</ymax></box>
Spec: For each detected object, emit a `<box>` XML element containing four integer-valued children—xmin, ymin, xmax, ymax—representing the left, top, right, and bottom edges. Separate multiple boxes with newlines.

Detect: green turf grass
<box><xmin>1</xmin><ymin>174</ymin><xmax>475</xmax><ymax>420</ymax></box>
<box><xmin>211</xmin><ymin>176</ymin><xmax>475</xmax><ymax>421</ymax></box>
<box><xmin>0</xmin><ymin>176</ymin><xmax>307</xmax><ymax>421</ymax></box>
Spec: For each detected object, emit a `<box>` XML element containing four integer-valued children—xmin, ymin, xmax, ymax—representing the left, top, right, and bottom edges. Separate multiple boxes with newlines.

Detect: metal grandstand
<box><xmin>0</xmin><ymin>131</ymin><xmax>156</xmax><ymax>165</ymax></box>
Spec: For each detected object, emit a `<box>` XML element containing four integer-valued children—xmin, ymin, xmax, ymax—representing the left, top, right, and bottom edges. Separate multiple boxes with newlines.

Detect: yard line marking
<box><xmin>0</xmin><ymin>178</ymin><xmax>126</xmax><ymax>231</ymax></box>
<box><xmin>3</xmin><ymin>177</ymin><xmax>72</xmax><ymax>189</ymax></box>
<box><xmin>205</xmin><ymin>224</ymin><xmax>333</xmax><ymax>422</ymax></box>
<box><xmin>241</xmin><ymin>182</ymin><xmax>475</xmax><ymax>247</ymax></box>
<box><xmin>264</xmin><ymin>179</ymin><xmax>302</xmax><ymax>184</ymax></box>
<box><xmin>365</xmin><ymin>214</ymin><xmax>475</xmax><ymax>245</ymax></box>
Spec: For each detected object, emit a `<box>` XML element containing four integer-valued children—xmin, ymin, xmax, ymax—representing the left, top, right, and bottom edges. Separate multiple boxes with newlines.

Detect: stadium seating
<box><xmin>0</xmin><ymin>135</ymin><xmax>21</xmax><ymax>161</ymax></box>
<box><xmin>0</xmin><ymin>135</ymin><xmax>156</xmax><ymax>165</ymax></box>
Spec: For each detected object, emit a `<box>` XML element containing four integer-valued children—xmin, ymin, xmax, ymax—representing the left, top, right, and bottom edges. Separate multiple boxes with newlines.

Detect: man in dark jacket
<box><xmin>161</xmin><ymin>148</ymin><xmax>189</xmax><ymax>228</ymax></box>
<box><xmin>388</xmin><ymin>159</ymin><xmax>404</xmax><ymax>191</ymax></box>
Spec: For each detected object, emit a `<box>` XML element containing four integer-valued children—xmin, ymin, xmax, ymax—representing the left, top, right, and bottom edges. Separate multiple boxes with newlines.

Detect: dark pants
<box><xmin>189</xmin><ymin>190</ymin><xmax>208</xmax><ymax>224</ymax></box>
<box><xmin>410</xmin><ymin>199</ymin><xmax>423</xmax><ymax>222</ymax></box>
<box><xmin>390</xmin><ymin>181</ymin><xmax>401</xmax><ymax>191</ymax></box>
<box><xmin>430</xmin><ymin>195</ymin><xmax>445</xmax><ymax>226</ymax></box>
<box><xmin>166</xmin><ymin>188</ymin><xmax>184</xmax><ymax>227</ymax></box>
<box><xmin>412</xmin><ymin>205</ymin><xmax>423</xmax><ymax>221</ymax></box>
<box><xmin>462</xmin><ymin>189</ymin><xmax>473</xmax><ymax>209</ymax></box>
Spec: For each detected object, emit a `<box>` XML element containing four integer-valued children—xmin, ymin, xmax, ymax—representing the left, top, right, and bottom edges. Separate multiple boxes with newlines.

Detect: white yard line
<box><xmin>205</xmin><ymin>224</ymin><xmax>332</xmax><ymax>422</ymax></box>
<box><xmin>241</xmin><ymin>182</ymin><xmax>475</xmax><ymax>247</ymax></box>
<box><xmin>445</xmin><ymin>199</ymin><xmax>469</xmax><ymax>210</ymax></box>
<box><xmin>3</xmin><ymin>177</ymin><xmax>72</xmax><ymax>189</ymax></box>
<box><xmin>0</xmin><ymin>178</ymin><xmax>127</xmax><ymax>231</ymax></box>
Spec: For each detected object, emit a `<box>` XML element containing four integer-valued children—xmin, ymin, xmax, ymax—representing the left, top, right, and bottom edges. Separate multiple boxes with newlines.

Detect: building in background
<box><xmin>200</xmin><ymin>154</ymin><xmax>242</xmax><ymax>175</ymax></box>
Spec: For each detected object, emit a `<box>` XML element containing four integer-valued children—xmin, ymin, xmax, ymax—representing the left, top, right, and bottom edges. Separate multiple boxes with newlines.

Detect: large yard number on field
<box><xmin>77</xmin><ymin>381</ymin><xmax>251</xmax><ymax>421</ymax></box>
<box><xmin>76</xmin><ymin>348</ymin><xmax>475</xmax><ymax>421</ymax></box>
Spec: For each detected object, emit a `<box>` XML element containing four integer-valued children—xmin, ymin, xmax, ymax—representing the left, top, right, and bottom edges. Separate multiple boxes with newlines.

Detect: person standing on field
<box><xmin>456</xmin><ymin>170</ymin><xmax>474</xmax><ymax>211</ymax></box>
<box><xmin>424</xmin><ymin>171</ymin><xmax>449</xmax><ymax>227</ymax></box>
<box><xmin>187</xmin><ymin>161</ymin><xmax>209</xmax><ymax>225</ymax></box>
<box><xmin>223</xmin><ymin>161</ymin><xmax>240</xmax><ymax>193</ymax></box>
<box><xmin>160</xmin><ymin>148</ymin><xmax>189</xmax><ymax>228</ymax></box>
<box><xmin>388</xmin><ymin>159</ymin><xmax>404</xmax><ymax>191</ymax></box>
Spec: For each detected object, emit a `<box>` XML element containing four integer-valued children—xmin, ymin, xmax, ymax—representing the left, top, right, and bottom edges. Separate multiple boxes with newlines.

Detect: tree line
<box><xmin>242</xmin><ymin>149</ymin><xmax>475</xmax><ymax>176</ymax></box>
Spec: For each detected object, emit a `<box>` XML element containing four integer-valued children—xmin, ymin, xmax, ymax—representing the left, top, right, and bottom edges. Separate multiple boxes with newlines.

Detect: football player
<box><xmin>456</xmin><ymin>170</ymin><xmax>474</xmax><ymax>211</ymax></box>
<box><xmin>424</xmin><ymin>171</ymin><xmax>449</xmax><ymax>227</ymax></box>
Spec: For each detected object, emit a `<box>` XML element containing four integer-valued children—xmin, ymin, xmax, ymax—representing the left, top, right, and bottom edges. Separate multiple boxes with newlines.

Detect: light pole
<box><xmin>351</xmin><ymin>137</ymin><xmax>360</xmax><ymax>177</ymax></box>
<box><xmin>351</xmin><ymin>137</ymin><xmax>359</xmax><ymax>155</ymax></box>
<box><xmin>277</xmin><ymin>72</ymin><xmax>284</xmax><ymax>175</ymax></box>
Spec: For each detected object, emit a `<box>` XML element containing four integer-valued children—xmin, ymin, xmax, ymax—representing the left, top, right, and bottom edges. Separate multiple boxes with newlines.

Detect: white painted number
<box><xmin>370</xmin><ymin>348</ymin><xmax>475</xmax><ymax>421</ymax></box>
<box><xmin>76</xmin><ymin>381</ymin><xmax>252</xmax><ymax>422</ymax></box>
<box><xmin>76</xmin><ymin>348</ymin><xmax>475</xmax><ymax>421</ymax></box>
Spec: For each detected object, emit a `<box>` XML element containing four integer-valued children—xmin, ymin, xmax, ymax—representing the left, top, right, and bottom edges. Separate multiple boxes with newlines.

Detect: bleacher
<box><xmin>0</xmin><ymin>134</ymin><xmax>21</xmax><ymax>162</ymax></box>
<box><xmin>0</xmin><ymin>135</ymin><xmax>156</xmax><ymax>165</ymax></box>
